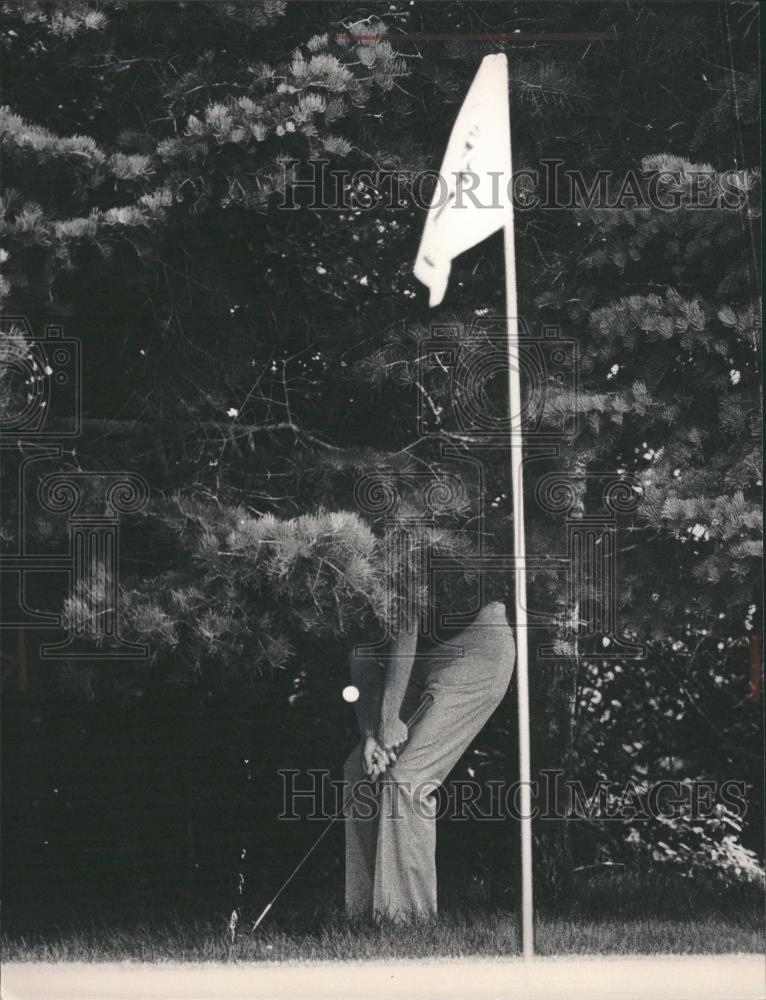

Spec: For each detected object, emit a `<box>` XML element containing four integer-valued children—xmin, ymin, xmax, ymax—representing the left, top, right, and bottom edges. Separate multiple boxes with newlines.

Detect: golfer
<box><xmin>343</xmin><ymin>575</ymin><xmax>515</xmax><ymax>920</ymax></box>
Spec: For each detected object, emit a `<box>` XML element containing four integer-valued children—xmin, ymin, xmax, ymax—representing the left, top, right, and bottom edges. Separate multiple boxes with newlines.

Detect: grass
<box><xmin>2</xmin><ymin>907</ymin><xmax>763</xmax><ymax>963</ymax></box>
<box><xmin>4</xmin><ymin>872</ymin><xmax>763</xmax><ymax>963</ymax></box>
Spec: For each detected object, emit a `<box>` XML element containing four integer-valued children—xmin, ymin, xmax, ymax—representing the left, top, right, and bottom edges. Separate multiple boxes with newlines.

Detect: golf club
<box><xmin>252</xmin><ymin>691</ymin><xmax>435</xmax><ymax>931</ymax></box>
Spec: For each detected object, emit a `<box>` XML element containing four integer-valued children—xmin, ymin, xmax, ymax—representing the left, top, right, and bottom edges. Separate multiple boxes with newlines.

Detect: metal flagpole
<box><xmin>411</xmin><ymin>50</ymin><xmax>534</xmax><ymax>955</ymax></box>
<box><xmin>503</xmin><ymin>149</ymin><xmax>535</xmax><ymax>960</ymax></box>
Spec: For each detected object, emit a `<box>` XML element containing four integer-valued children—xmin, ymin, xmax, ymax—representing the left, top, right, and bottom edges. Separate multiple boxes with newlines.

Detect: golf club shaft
<box><xmin>252</xmin><ymin>692</ymin><xmax>434</xmax><ymax>931</ymax></box>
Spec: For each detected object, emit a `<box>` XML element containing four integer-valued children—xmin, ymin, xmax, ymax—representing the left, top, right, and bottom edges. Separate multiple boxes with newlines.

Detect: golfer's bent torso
<box><xmin>344</xmin><ymin>600</ymin><xmax>515</xmax><ymax>920</ymax></box>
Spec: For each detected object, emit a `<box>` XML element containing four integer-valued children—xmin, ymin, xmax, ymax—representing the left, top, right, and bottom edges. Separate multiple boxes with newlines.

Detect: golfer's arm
<box><xmin>379</xmin><ymin>622</ymin><xmax>418</xmax><ymax>725</ymax></box>
<box><xmin>348</xmin><ymin>651</ymin><xmax>384</xmax><ymax>737</ymax></box>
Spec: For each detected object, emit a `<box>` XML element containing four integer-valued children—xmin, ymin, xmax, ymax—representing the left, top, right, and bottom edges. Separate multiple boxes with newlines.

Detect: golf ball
<box><xmin>342</xmin><ymin>685</ymin><xmax>360</xmax><ymax>703</ymax></box>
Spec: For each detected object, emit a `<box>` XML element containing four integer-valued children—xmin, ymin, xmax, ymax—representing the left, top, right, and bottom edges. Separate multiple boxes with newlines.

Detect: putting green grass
<box><xmin>3</xmin><ymin>909</ymin><xmax>763</xmax><ymax>963</ymax></box>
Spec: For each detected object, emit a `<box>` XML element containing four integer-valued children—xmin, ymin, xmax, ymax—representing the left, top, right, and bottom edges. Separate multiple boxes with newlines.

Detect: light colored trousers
<box><xmin>343</xmin><ymin>601</ymin><xmax>515</xmax><ymax>920</ymax></box>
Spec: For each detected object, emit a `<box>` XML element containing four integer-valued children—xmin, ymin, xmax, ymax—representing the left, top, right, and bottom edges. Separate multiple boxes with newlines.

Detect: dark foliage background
<box><xmin>0</xmin><ymin>0</ymin><xmax>761</xmax><ymax>932</ymax></box>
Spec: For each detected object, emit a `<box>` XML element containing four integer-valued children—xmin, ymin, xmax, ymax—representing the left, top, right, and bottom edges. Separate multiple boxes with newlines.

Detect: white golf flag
<box><xmin>414</xmin><ymin>53</ymin><xmax>512</xmax><ymax>307</ymax></box>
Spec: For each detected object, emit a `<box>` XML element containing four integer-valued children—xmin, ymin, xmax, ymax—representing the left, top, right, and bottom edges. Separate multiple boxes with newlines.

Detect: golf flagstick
<box><xmin>252</xmin><ymin>691</ymin><xmax>435</xmax><ymax>932</ymax></box>
<box><xmin>502</xmin><ymin>115</ymin><xmax>535</xmax><ymax>965</ymax></box>
<box><xmin>413</xmin><ymin>53</ymin><xmax>534</xmax><ymax>957</ymax></box>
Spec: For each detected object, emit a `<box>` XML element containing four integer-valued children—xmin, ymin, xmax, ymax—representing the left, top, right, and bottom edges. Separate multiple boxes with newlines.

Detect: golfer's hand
<box><xmin>362</xmin><ymin>735</ymin><xmax>390</xmax><ymax>780</ymax></box>
<box><xmin>377</xmin><ymin>717</ymin><xmax>408</xmax><ymax>761</ymax></box>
